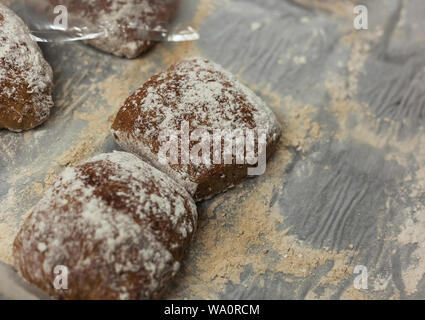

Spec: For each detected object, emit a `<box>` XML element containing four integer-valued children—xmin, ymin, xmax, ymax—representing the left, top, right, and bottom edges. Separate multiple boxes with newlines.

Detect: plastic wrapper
<box><xmin>17</xmin><ymin>0</ymin><xmax>199</xmax><ymax>43</ymax></box>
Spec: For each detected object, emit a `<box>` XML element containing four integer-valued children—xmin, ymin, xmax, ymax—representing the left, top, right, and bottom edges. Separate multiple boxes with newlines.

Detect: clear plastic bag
<box><xmin>18</xmin><ymin>0</ymin><xmax>199</xmax><ymax>43</ymax></box>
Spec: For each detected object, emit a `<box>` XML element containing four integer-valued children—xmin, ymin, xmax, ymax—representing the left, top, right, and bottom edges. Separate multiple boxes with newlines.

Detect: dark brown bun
<box><xmin>0</xmin><ymin>4</ymin><xmax>53</xmax><ymax>132</ymax></box>
<box><xmin>111</xmin><ymin>57</ymin><xmax>282</xmax><ymax>201</ymax></box>
<box><xmin>46</xmin><ymin>0</ymin><xmax>178</xmax><ymax>58</ymax></box>
<box><xmin>13</xmin><ymin>152</ymin><xmax>197</xmax><ymax>300</ymax></box>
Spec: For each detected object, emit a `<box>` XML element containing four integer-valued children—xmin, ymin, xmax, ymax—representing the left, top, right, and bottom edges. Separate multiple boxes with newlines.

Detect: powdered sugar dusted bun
<box><xmin>46</xmin><ymin>0</ymin><xmax>178</xmax><ymax>58</ymax></box>
<box><xmin>111</xmin><ymin>57</ymin><xmax>282</xmax><ymax>201</ymax></box>
<box><xmin>0</xmin><ymin>4</ymin><xmax>53</xmax><ymax>132</ymax></box>
<box><xmin>13</xmin><ymin>151</ymin><xmax>197</xmax><ymax>300</ymax></box>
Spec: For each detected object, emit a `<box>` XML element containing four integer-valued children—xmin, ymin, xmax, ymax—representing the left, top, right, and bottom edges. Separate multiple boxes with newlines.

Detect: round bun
<box><xmin>13</xmin><ymin>152</ymin><xmax>197</xmax><ymax>300</ymax></box>
<box><xmin>0</xmin><ymin>4</ymin><xmax>54</xmax><ymax>132</ymax></box>
<box><xmin>45</xmin><ymin>0</ymin><xmax>178</xmax><ymax>58</ymax></box>
<box><xmin>111</xmin><ymin>57</ymin><xmax>282</xmax><ymax>201</ymax></box>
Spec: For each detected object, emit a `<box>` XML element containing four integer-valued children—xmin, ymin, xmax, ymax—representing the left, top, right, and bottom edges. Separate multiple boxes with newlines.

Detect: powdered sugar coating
<box><xmin>13</xmin><ymin>151</ymin><xmax>197</xmax><ymax>300</ymax></box>
<box><xmin>112</xmin><ymin>57</ymin><xmax>282</xmax><ymax>199</ymax></box>
<box><xmin>46</xmin><ymin>0</ymin><xmax>178</xmax><ymax>58</ymax></box>
<box><xmin>0</xmin><ymin>4</ymin><xmax>53</xmax><ymax>132</ymax></box>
